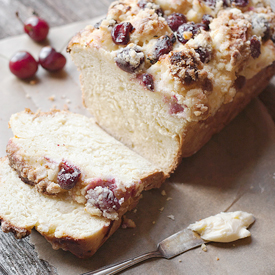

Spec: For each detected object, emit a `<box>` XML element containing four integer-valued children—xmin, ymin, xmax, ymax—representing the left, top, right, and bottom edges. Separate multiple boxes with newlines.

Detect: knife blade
<box><xmin>81</xmin><ymin>227</ymin><xmax>205</xmax><ymax>275</ymax></box>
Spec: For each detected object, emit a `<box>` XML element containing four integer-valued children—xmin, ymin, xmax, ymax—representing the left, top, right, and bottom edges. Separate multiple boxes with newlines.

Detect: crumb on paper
<box><xmin>48</xmin><ymin>95</ymin><xmax>55</xmax><ymax>102</ymax></box>
<box><xmin>216</xmin><ymin>257</ymin><xmax>220</xmax><ymax>261</ymax></box>
<box><xmin>179</xmin><ymin>259</ymin><xmax>182</xmax><ymax>263</ymax></box>
<box><xmin>161</xmin><ymin>190</ymin><xmax>166</xmax><ymax>196</ymax></box>
<box><xmin>29</xmin><ymin>80</ymin><xmax>37</xmax><ymax>85</ymax></box>
<box><xmin>121</xmin><ymin>216</ymin><xmax>136</xmax><ymax>229</ymax></box>
<box><xmin>201</xmin><ymin>243</ymin><xmax>207</xmax><ymax>252</ymax></box>
<box><xmin>167</xmin><ymin>215</ymin><xmax>175</xmax><ymax>220</ymax></box>
<box><xmin>152</xmin><ymin>221</ymin><xmax>156</xmax><ymax>224</ymax></box>
<box><xmin>63</xmin><ymin>104</ymin><xmax>69</xmax><ymax>111</ymax></box>
<box><xmin>66</xmin><ymin>99</ymin><xmax>71</xmax><ymax>104</ymax></box>
<box><xmin>26</xmin><ymin>93</ymin><xmax>31</xmax><ymax>99</ymax></box>
<box><xmin>61</xmin><ymin>94</ymin><xmax>66</xmax><ymax>99</ymax></box>
<box><xmin>159</xmin><ymin>207</ymin><xmax>164</xmax><ymax>212</ymax></box>
<box><xmin>167</xmin><ymin>197</ymin><xmax>172</xmax><ymax>201</ymax></box>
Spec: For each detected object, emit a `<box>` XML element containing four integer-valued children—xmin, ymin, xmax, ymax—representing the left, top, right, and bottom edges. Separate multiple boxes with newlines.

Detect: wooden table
<box><xmin>1</xmin><ymin>1</ymin><xmax>275</xmax><ymax>274</ymax></box>
<box><xmin>0</xmin><ymin>1</ymin><xmax>112</xmax><ymax>274</ymax></box>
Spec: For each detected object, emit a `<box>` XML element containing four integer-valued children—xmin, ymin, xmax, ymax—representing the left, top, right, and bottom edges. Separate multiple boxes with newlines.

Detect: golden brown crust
<box><xmin>180</xmin><ymin>61</ymin><xmax>275</xmax><ymax>157</ymax></box>
<box><xmin>42</xmin><ymin>218</ymin><xmax>121</xmax><ymax>258</ymax></box>
<box><xmin>0</xmin><ymin>219</ymin><xmax>31</xmax><ymax>239</ymax></box>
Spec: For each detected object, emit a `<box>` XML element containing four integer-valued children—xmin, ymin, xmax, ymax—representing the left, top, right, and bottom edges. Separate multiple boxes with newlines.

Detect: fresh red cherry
<box><xmin>9</xmin><ymin>51</ymin><xmax>38</xmax><ymax>79</ymax></box>
<box><xmin>39</xmin><ymin>46</ymin><xmax>66</xmax><ymax>72</ymax></box>
<box><xmin>16</xmin><ymin>12</ymin><xmax>49</xmax><ymax>42</ymax></box>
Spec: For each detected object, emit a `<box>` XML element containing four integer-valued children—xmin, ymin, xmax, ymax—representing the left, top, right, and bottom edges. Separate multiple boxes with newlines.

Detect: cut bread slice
<box><xmin>7</xmin><ymin>109</ymin><xmax>165</xmax><ymax>220</ymax></box>
<box><xmin>68</xmin><ymin>1</ymin><xmax>275</xmax><ymax>176</ymax></box>
<box><xmin>0</xmin><ymin>157</ymin><xmax>120</xmax><ymax>258</ymax></box>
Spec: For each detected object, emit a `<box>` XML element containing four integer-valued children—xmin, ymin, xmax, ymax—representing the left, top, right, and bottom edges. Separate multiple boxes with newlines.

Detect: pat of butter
<box><xmin>188</xmin><ymin>211</ymin><xmax>255</xmax><ymax>242</ymax></box>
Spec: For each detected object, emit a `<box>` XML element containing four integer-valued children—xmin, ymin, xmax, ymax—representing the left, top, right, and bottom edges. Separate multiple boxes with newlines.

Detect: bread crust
<box><xmin>180</xmin><ymin>61</ymin><xmax>275</xmax><ymax>157</ymax></box>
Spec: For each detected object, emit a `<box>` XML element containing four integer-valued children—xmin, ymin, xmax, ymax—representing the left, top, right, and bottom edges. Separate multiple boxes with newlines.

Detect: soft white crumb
<box><xmin>179</xmin><ymin>259</ymin><xmax>182</xmax><ymax>263</ymax></box>
<box><xmin>61</xmin><ymin>94</ymin><xmax>66</xmax><ymax>99</ymax></box>
<box><xmin>66</xmin><ymin>99</ymin><xmax>71</xmax><ymax>104</ymax></box>
<box><xmin>167</xmin><ymin>215</ymin><xmax>175</xmax><ymax>220</ymax></box>
<box><xmin>26</xmin><ymin>93</ymin><xmax>31</xmax><ymax>99</ymax></box>
<box><xmin>161</xmin><ymin>190</ymin><xmax>166</xmax><ymax>196</ymax></box>
<box><xmin>166</xmin><ymin>197</ymin><xmax>172</xmax><ymax>201</ymax></box>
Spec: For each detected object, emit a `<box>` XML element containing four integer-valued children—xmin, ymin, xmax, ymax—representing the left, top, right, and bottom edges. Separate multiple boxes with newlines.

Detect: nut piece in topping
<box><xmin>111</xmin><ymin>22</ymin><xmax>134</xmax><ymax>45</ymax></box>
<box><xmin>115</xmin><ymin>43</ymin><xmax>144</xmax><ymax>73</ymax></box>
<box><xmin>57</xmin><ymin>161</ymin><xmax>81</xmax><ymax>190</ymax></box>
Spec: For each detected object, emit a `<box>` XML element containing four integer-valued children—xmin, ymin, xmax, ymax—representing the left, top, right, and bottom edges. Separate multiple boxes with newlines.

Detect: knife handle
<box><xmin>81</xmin><ymin>250</ymin><xmax>163</xmax><ymax>275</ymax></box>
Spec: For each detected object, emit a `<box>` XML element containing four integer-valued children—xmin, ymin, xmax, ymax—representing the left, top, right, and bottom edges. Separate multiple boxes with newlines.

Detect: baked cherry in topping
<box><xmin>203</xmin><ymin>0</ymin><xmax>217</xmax><ymax>7</ymax></box>
<box><xmin>111</xmin><ymin>22</ymin><xmax>134</xmax><ymax>45</ymax></box>
<box><xmin>176</xmin><ymin>23</ymin><xmax>202</xmax><ymax>44</ymax></box>
<box><xmin>86</xmin><ymin>179</ymin><xmax>121</xmax><ymax>214</ymax></box>
<box><xmin>138</xmin><ymin>0</ymin><xmax>164</xmax><ymax>16</ymax></box>
<box><xmin>16</xmin><ymin>12</ymin><xmax>49</xmax><ymax>42</ymax></box>
<box><xmin>39</xmin><ymin>46</ymin><xmax>66</xmax><ymax>72</ymax></box>
<box><xmin>142</xmin><ymin>73</ymin><xmax>154</xmax><ymax>91</ymax></box>
<box><xmin>170</xmin><ymin>102</ymin><xmax>184</xmax><ymax>114</ymax></box>
<box><xmin>203</xmin><ymin>0</ymin><xmax>228</xmax><ymax>7</ymax></box>
<box><xmin>250</xmin><ymin>36</ymin><xmax>261</xmax><ymax>59</ymax></box>
<box><xmin>115</xmin><ymin>44</ymin><xmax>144</xmax><ymax>73</ymax></box>
<box><xmin>153</xmin><ymin>34</ymin><xmax>176</xmax><ymax>62</ymax></box>
<box><xmin>195</xmin><ymin>47</ymin><xmax>211</xmax><ymax>63</ymax></box>
<box><xmin>201</xmin><ymin>14</ymin><xmax>213</xmax><ymax>30</ymax></box>
<box><xmin>9</xmin><ymin>51</ymin><xmax>38</xmax><ymax>79</ymax></box>
<box><xmin>230</xmin><ymin>0</ymin><xmax>249</xmax><ymax>7</ymax></box>
<box><xmin>57</xmin><ymin>161</ymin><xmax>81</xmax><ymax>190</ymax></box>
<box><xmin>137</xmin><ymin>0</ymin><xmax>148</xmax><ymax>8</ymax></box>
<box><xmin>234</xmin><ymin>75</ymin><xmax>246</xmax><ymax>90</ymax></box>
<box><xmin>155</xmin><ymin>7</ymin><xmax>164</xmax><ymax>17</ymax></box>
<box><xmin>166</xmin><ymin>13</ymin><xmax>187</xmax><ymax>32</ymax></box>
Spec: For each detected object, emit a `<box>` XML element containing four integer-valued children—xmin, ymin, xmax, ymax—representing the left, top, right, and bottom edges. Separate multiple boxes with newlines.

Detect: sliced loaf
<box><xmin>0</xmin><ymin>157</ymin><xmax>120</xmax><ymax>258</ymax></box>
<box><xmin>68</xmin><ymin>0</ymin><xmax>275</xmax><ymax>176</ymax></box>
<box><xmin>7</xmin><ymin>109</ymin><xmax>164</xmax><ymax>220</ymax></box>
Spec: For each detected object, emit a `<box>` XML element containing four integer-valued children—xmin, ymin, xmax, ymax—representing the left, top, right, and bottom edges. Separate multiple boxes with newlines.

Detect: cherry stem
<box><xmin>15</xmin><ymin>11</ymin><xmax>24</xmax><ymax>25</ymax></box>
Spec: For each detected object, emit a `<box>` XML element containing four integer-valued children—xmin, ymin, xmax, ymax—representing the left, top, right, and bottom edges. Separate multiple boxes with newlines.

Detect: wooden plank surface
<box><xmin>0</xmin><ymin>1</ymin><xmax>112</xmax><ymax>274</ymax></box>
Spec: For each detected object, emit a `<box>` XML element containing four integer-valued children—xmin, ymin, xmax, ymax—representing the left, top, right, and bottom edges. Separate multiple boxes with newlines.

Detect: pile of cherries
<box><xmin>9</xmin><ymin>12</ymin><xmax>66</xmax><ymax>80</ymax></box>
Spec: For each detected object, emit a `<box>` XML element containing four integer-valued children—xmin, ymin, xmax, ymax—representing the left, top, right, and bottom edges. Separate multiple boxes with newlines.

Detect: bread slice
<box><xmin>0</xmin><ymin>157</ymin><xmax>120</xmax><ymax>258</ymax></box>
<box><xmin>7</xmin><ymin>109</ymin><xmax>164</xmax><ymax>220</ymax></box>
<box><xmin>68</xmin><ymin>1</ymin><xmax>275</xmax><ymax>176</ymax></box>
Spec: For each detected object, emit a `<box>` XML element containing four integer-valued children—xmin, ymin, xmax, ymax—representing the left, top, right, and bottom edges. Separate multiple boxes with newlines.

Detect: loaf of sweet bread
<box><xmin>0</xmin><ymin>157</ymin><xmax>120</xmax><ymax>258</ymax></box>
<box><xmin>68</xmin><ymin>0</ymin><xmax>275</xmax><ymax>176</ymax></box>
<box><xmin>7</xmin><ymin>109</ymin><xmax>164</xmax><ymax>220</ymax></box>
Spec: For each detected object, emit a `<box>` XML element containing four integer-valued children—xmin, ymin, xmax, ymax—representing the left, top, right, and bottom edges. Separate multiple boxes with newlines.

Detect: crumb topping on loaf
<box><xmin>68</xmin><ymin>0</ymin><xmax>275</xmax><ymax>122</ymax></box>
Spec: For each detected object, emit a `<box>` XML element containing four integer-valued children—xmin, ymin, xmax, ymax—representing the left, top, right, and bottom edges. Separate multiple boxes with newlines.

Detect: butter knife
<box><xmin>81</xmin><ymin>227</ymin><xmax>205</xmax><ymax>275</ymax></box>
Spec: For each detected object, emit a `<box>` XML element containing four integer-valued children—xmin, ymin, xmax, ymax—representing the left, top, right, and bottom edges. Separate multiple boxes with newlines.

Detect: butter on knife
<box><xmin>188</xmin><ymin>211</ymin><xmax>255</xmax><ymax>243</ymax></box>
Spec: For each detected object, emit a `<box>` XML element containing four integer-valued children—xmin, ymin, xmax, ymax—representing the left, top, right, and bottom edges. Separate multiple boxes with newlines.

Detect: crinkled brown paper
<box><xmin>1</xmin><ymin>18</ymin><xmax>275</xmax><ymax>275</ymax></box>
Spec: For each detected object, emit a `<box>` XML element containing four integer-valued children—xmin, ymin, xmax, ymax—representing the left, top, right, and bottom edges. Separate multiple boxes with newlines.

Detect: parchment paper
<box><xmin>1</xmin><ymin>18</ymin><xmax>275</xmax><ymax>275</ymax></box>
